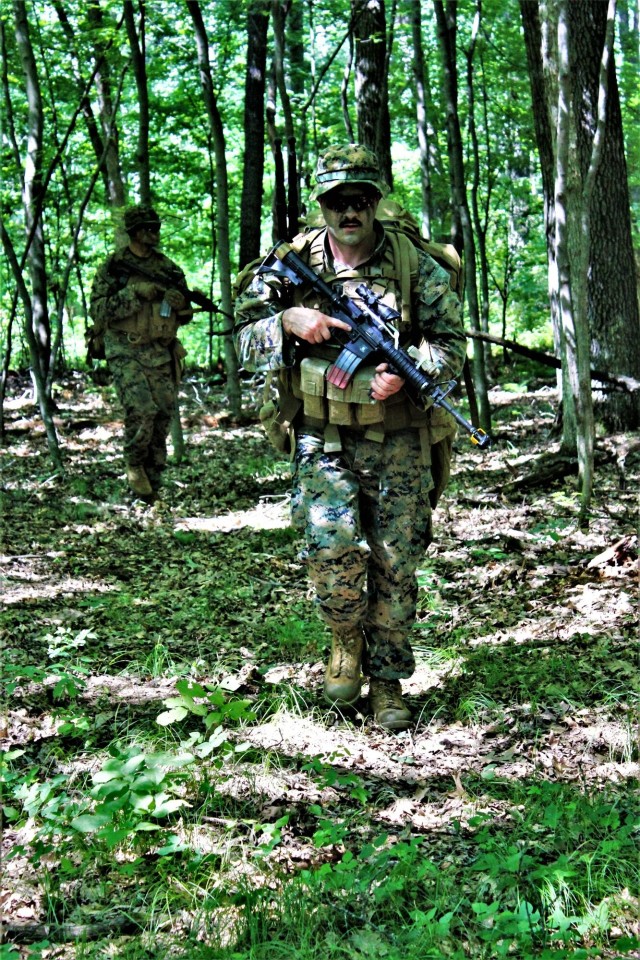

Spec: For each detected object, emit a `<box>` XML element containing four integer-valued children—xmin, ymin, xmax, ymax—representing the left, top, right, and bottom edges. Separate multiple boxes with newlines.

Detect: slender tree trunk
<box><xmin>272</xmin><ymin>0</ymin><xmax>295</xmax><ymax>141</ymax></box>
<box><xmin>187</xmin><ymin>1</ymin><xmax>241</xmax><ymax>418</ymax></box>
<box><xmin>87</xmin><ymin>1</ymin><xmax>126</xmax><ymax>212</ymax></box>
<box><xmin>0</xmin><ymin>220</ymin><xmax>62</xmax><ymax>467</ymax></box>
<box><xmin>123</xmin><ymin>1</ymin><xmax>150</xmax><ymax>204</ymax></box>
<box><xmin>351</xmin><ymin>0</ymin><xmax>393</xmax><ymax>190</ymax></box>
<box><xmin>465</xmin><ymin>0</ymin><xmax>491</xmax><ymax>364</ymax></box>
<box><xmin>410</xmin><ymin>0</ymin><xmax>432</xmax><ymax>238</ymax></box>
<box><xmin>12</xmin><ymin>0</ymin><xmax>58</xmax><ymax>447</ymax></box>
<box><xmin>520</xmin><ymin>0</ymin><xmax>564</xmax><ymax>407</ymax></box>
<box><xmin>239</xmin><ymin>1</ymin><xmax>269</xmax><ymax>269</ymax></box>
<box><xmin>434</xmin><ymin>0</ymin><xmax>491</xmax><ymax>432</ymax></box>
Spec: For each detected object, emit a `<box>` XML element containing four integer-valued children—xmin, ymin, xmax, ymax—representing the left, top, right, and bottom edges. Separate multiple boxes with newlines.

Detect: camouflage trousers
<box><xmin>291</xmin><ymin>429</ymin><xmax>434</xmax><ymax>681</ymax></box>
<box><xmin>108</xmin><ymin>353</ymin><xmax>176</xmax><ymax>483</ymax></box>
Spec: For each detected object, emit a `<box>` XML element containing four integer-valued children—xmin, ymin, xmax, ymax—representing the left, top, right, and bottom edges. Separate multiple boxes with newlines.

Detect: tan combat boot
<box><xmin>323</xmin><ymin>626</ymin><xmax>364</xmax><ymax>705</ymax></box>
<box><xmin>126</xmin><ymin>465</ymin><xmax>153</xmax><ymax>497</ymax></box>
<box><xmin>369</xmin><ymin>678</ymin><xmax>412</xmax><ymax>731</ymax></box>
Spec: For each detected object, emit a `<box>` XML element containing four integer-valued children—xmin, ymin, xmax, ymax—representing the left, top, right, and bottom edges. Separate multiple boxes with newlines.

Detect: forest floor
<box><xmin>0</xmin><ymin>368</ymin><xmax>638</xmax><ymax>960</ymax></box>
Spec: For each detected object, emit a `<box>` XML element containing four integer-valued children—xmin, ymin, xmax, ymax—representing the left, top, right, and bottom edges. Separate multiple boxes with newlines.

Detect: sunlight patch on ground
<box><xmin>176</xmin><ymin>497</ymin><xmax>290</xmax><ymax>532</ymax></box>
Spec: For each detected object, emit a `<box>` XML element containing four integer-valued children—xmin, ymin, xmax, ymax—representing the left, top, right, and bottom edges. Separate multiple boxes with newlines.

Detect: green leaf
<box><xmin>71</xmin><ymin>813</ymin><xmax>111</xmax><ymax>833</ymax></box>
<box><xmin>156</xmin><ymin>706</ymin><xmax>189</xmax><ymax>726</ymax></box>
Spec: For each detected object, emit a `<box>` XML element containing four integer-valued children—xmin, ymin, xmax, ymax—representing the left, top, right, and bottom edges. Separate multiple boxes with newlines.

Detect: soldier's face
<box><xmin>320</xmin><ymin>188</ymin><xmax>379</xmax><ymax>249</ymax></box>
<box><xmin>136</xmin><ymin>223</ymin><xmax>161</xmax><ymax>247</ymax></box>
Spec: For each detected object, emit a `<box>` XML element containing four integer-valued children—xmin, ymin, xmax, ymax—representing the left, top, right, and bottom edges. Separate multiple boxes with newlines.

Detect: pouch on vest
<box><xmin>298</xmin><ymin>357</ymin><xmax>329</xmax><ymax>420</ymax></box>
<box><xmin>326</xmin><ymin>367</ymin><xmax>382</xmax><ymax>426</ymax></box>
<box><xmin>259</xmin><ymin>375</ymin><xmax>301</xmax><ymax>457</ymax></box>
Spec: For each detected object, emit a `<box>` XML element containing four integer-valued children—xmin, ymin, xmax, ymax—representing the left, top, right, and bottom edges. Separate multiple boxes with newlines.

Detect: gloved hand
<box><xmin>131</xmin><ymin>280</ymin><xmax>159</xmax><ymax>301</ymax></box>
<box><xmin>164</xmin><ymin>288</ymin><xmax>187</xmax><ymax>310</ymax></box>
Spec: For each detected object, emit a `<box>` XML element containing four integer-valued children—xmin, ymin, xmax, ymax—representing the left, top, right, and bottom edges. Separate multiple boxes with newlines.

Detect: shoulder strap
<box><xmin>385</xmin><ymin>230</ymin><xmax>418</xmax><ymax>326</ymax></box>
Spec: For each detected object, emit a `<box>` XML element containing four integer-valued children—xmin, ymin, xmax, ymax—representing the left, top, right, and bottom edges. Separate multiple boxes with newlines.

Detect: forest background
<box><xmin>1</xmin><ymin>2</ymin><xmax>639</xmax><ymax>960</ymax></box>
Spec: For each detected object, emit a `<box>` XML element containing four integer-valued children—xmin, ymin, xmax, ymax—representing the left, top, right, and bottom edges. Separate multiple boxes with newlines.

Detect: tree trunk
<box><xmin>519</xmin><ymin>0</ymin><xmax>564</xmax><ymax>402</ymax></box>
<box><xmin>13</xmin><ymin>0</ymin><xmax>51</xmax><ymax>391</ymax></box>
<box><xmin>410</xmin><ymin>0</ymin><xmax>432</xmax><ymax>238</ymax></box>
<box><xmin>433</xmin><ymin>0</ymin><xmax>491</xmax><ymax>433</ymax></box>
<box><xmin>572</xmin><ymin>0</ymin><xmax>640</xmax><ymax>432</ymax></box>
<box><xmin>520</xmin><ymin>0</ymin><xmax>640</xmax><ymax>436</ymax></box>
<box><xmin>123</xmin><ymin>1</ymin><xmax>151</xmax><ymax>204</ymax></box>
<box><xmin>87</xmin><ymin>2</ymin><xmax>126</xmax><ymax>212</ymax></box>
<box><xmin>239</xmin><ymin>1</ymin><xmax>270</xmax><ymax>270</ymax></box>
<box><xmin>0</xmin><ymin>221</ymin><xmax>62</xmax><ymax>467</ymax></box>
<box><xmin>351</xmin><ymin>0</ymin><xmax>393</xmax><ymax>190</ymax></box>
<box><xmin>187</xmin><ymin>2</ymin><xmax>241</xmax><ymax>419</ymax></box>
<box><xmin>554</xmin><ymin>0</ymin><xmax>596</xmax><ymax>521</ymax></box>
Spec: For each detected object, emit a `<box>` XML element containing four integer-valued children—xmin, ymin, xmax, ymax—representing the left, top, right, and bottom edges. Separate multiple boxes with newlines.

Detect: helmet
<box><xmin>310</xmin><ymin>144</ymin><xmax>389</xmax><ymax>201</ymax></box>
<box><xmin>124</xmin><ymin>204</ymin><xmax>161</xmax><ymax>235</ymax></box>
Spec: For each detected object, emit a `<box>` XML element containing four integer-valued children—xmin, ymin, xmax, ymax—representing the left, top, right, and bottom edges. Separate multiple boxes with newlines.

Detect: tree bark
<box><xmin>187</xmin><ymin>1</ymin><xmax>241</xmax><ymax>418</ymax></box>
<box><xmin>13</xmin><ymin>0</ymin><xmax>51</xmax><ymax>390</ymax></box>
<box><xmin>87</xmin><ymin>2</ymin><xmax>126</xmax><ymax>212</ymax></box>
<box><xmin>239</xmin><ymin>1</ymin><xmax>270</xmax><ymax>269</ymax></box>
<box><xmin>123</xmin><ymin>1</ymin><xmax>151</xmax><ymax>204</ymax></box>
<box><xmin>433</xmin><ymin>0</ymin><xmax>491</xmax><ymax>433</ymax></box>
<box><xmin>351</xmin><ymin>0</ymin><xmax>393</xmax><ymax>190</ymax></box>
<box><xmin>410</xmin><ymin>0</ymin><xmax>432</xmax><ymax>238</ymax></box>
<box><xmin>572</xmin><ymin>0</ymin><xmax>640</xmax><ymax>432</ymax></box>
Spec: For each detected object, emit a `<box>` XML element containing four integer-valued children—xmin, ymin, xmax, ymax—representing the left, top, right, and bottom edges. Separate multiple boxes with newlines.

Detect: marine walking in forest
<box><xmin>234</xmin><ymin>144</ymin><xmax>468</xmax><ymax>731</ymax></box>
<box><xmin>89</xmin><ymin>205</ymin><xmax>194</xmax><ymax>500</ymax></box>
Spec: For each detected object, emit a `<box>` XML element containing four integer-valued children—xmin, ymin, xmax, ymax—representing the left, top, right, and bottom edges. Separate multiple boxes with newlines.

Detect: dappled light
<box><xmin>1</xmin><ymin>371</ymin><xmax>637</xmax><ymax>957</ymax></box>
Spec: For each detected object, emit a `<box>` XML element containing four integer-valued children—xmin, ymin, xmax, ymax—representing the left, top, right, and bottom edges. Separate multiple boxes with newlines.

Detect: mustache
<box><xmin>339</xmin><ymin>217</ymin><xmax>362</xmax><ymax>227</ymax></box>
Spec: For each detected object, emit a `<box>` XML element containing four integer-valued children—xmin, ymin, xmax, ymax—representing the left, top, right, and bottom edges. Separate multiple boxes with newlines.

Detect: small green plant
<box><xmin>70</xmin><ymin>743</ymin><xmax>195</xmax><ymax>848</ymax></box>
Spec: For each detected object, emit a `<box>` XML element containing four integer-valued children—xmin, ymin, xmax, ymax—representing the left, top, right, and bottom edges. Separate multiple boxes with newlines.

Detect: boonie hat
<box><xmin>124</xmin><ymin>204</ymin><xmax>161</xmax><ymax>234</ymax></box>
<box><xmin>310</xmin><ymin>144</ymin><xmax>389</xmax><ymax>201</ymax></box>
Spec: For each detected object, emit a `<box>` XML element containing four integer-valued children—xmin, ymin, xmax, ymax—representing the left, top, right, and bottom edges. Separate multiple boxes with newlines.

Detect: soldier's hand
<box><xmin>132</xmin><ymin>280</ymin><xmax>159</xmax><ymax>300</ymax></box>
<box><xmin>282</xmin><ymin>306</ymin><xmax>351</xmax><ymax>345</ymax></box>
<box><xmin>370</xmin><ymin>363</ymin><xmax>405</xmax><ymax>401</ymax></box>
<box><xmin>164</xmin><ymin>288</ymin><xmax>187</xmax><ymax>310</ymax></box>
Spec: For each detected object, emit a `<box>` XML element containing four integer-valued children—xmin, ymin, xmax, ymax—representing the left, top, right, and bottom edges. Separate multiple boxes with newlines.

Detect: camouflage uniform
<box><xmin>234</xmin><ymin>148</ymin><xmax>467</xmax><ymax>683</ymax></box>
<box><xmin>90</xmin><ymin>214</ymin><xmax>192</xmax><ymax>491</ymax></box>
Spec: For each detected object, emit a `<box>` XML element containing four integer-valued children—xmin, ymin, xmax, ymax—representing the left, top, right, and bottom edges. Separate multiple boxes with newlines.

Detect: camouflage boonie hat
<box><xmin>124</xmin><ymin>204</ymin><xmax>161</xmax><ymax>234</ymax></box>
<box><xmin>310</xmin><ymin>144</ymin><xmax>389</xmax><ymax>201</ymax></box>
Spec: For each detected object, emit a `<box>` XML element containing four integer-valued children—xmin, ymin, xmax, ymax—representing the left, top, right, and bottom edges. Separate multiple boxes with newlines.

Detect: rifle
<box><xmin>110</xmin><ymin>257</ymin><xmax>234</xmax><ymax>326</ymax></box>
<box><xmin>257</xmin><ymin>240</ymin><xmax>490</xmax><ymax>448</ymax></box>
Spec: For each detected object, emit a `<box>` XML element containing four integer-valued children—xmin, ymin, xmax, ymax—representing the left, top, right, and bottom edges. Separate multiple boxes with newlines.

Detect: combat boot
<box><xmin>126</xmin><ymin>465</ymin><xmax>153</xmax><ymax>497</ymax></box>
<box><xmin>369</xmin><ymin>678</ymin><xmax>412</xmax><ymax>731</ymax></box>
<box><xmin>323</xmin><ymin>626</ymin><xmax>364</xmax><ymax>705</ymax></box>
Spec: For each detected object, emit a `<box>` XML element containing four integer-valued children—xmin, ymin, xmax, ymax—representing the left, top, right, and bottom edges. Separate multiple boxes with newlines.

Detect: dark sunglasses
<box><xmin>322</xmin><ymin>192</ymin><xmax>378</xmax><ymax>213</ymax></box>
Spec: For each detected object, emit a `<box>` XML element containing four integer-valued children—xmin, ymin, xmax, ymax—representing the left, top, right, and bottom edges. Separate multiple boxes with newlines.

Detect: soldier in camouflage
<box><xmin>90</xmin><ymin>205</ymin><xmax>193</xmax><ymax>499</ymax></box>
<box><xmin>234</xmin><ymin>145</ymin><xmax>467</xmax><ymax>731</ymax></box>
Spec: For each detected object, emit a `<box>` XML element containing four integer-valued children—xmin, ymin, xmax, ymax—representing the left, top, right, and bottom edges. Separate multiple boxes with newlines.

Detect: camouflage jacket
<box><xmin>233</xmin><ymin>223</ymin><xmax>467</xmax><ymax>384</ymax></box>
<box><xmin>90</xmin><ymin>247</ymin><xmax>192</xmax><ymax>364</ymax></box>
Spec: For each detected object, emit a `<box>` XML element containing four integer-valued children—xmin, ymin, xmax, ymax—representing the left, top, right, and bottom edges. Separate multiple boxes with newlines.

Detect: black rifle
<box><xmin>257</xmin><ymin>240</ymin><xmax>490</xmax><ymax>448</ymax></box>
<box><xmin>110</xmin><ymin>257</ymin><xmax>233</xmax><ymax>324</ymax></box>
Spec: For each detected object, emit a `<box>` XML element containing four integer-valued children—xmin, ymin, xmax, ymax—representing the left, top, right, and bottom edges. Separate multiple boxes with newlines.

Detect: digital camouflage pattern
<box><xmin>310</xmin><ymin>143</ymin><xmax>390</xmax><ymax>200</ymax></box>
<box><xmin>90</xmin><ymin>246</ymin><xmax>191</xmax><ymax>485</ymax></box>
<box><xmin>292</xmin><ymin>430</ymin><xmax>430</xmax><ymax>679</ymax></box>
<box><xmin>233</xmin><ymin>218</ymin><xmax>466</xmax><ymax>682</ymax></box>
<box><xmin>124</xmin><ymin>204</ymin><xmax>161</xmax><ymax>234</ymax></box>
<box><xmin>106</xmin><ymin>349</ymin><xmax>175</xmax><ymax>483</ymax></box>
<box><xmin>234</xmin><ymin>231</ymin><xmax>466</xmax><ymax>381</ymax></box>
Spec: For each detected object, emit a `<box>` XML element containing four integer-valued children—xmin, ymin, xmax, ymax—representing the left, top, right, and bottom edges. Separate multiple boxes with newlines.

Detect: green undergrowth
<box><xmin>2</xmin><ymin>651</ymin><xmax>638</xmax><ymax>960</ymax></box>
<box><xmin>2</xmin><ymin>374</ymin><xmax>638</xmax><ymax>960</ymax></box>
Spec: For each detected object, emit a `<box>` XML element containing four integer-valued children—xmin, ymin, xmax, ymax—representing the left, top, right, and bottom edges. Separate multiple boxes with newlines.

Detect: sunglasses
<box><xmin>322</xmin><ymin>192</ymin><xmax>378</xmax><ymax>213</ymax></box>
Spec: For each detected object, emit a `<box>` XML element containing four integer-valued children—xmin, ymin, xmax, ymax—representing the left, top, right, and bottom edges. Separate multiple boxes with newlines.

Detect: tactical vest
<box><xmin>277</xmin><ymin>227</ymin><xmax>436</xmax><ymax>451</ymax></box>
<box><xmin>108</xmin><ymin>254</ymin><xmax>180</xmax><ymax>344</ymax></box>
